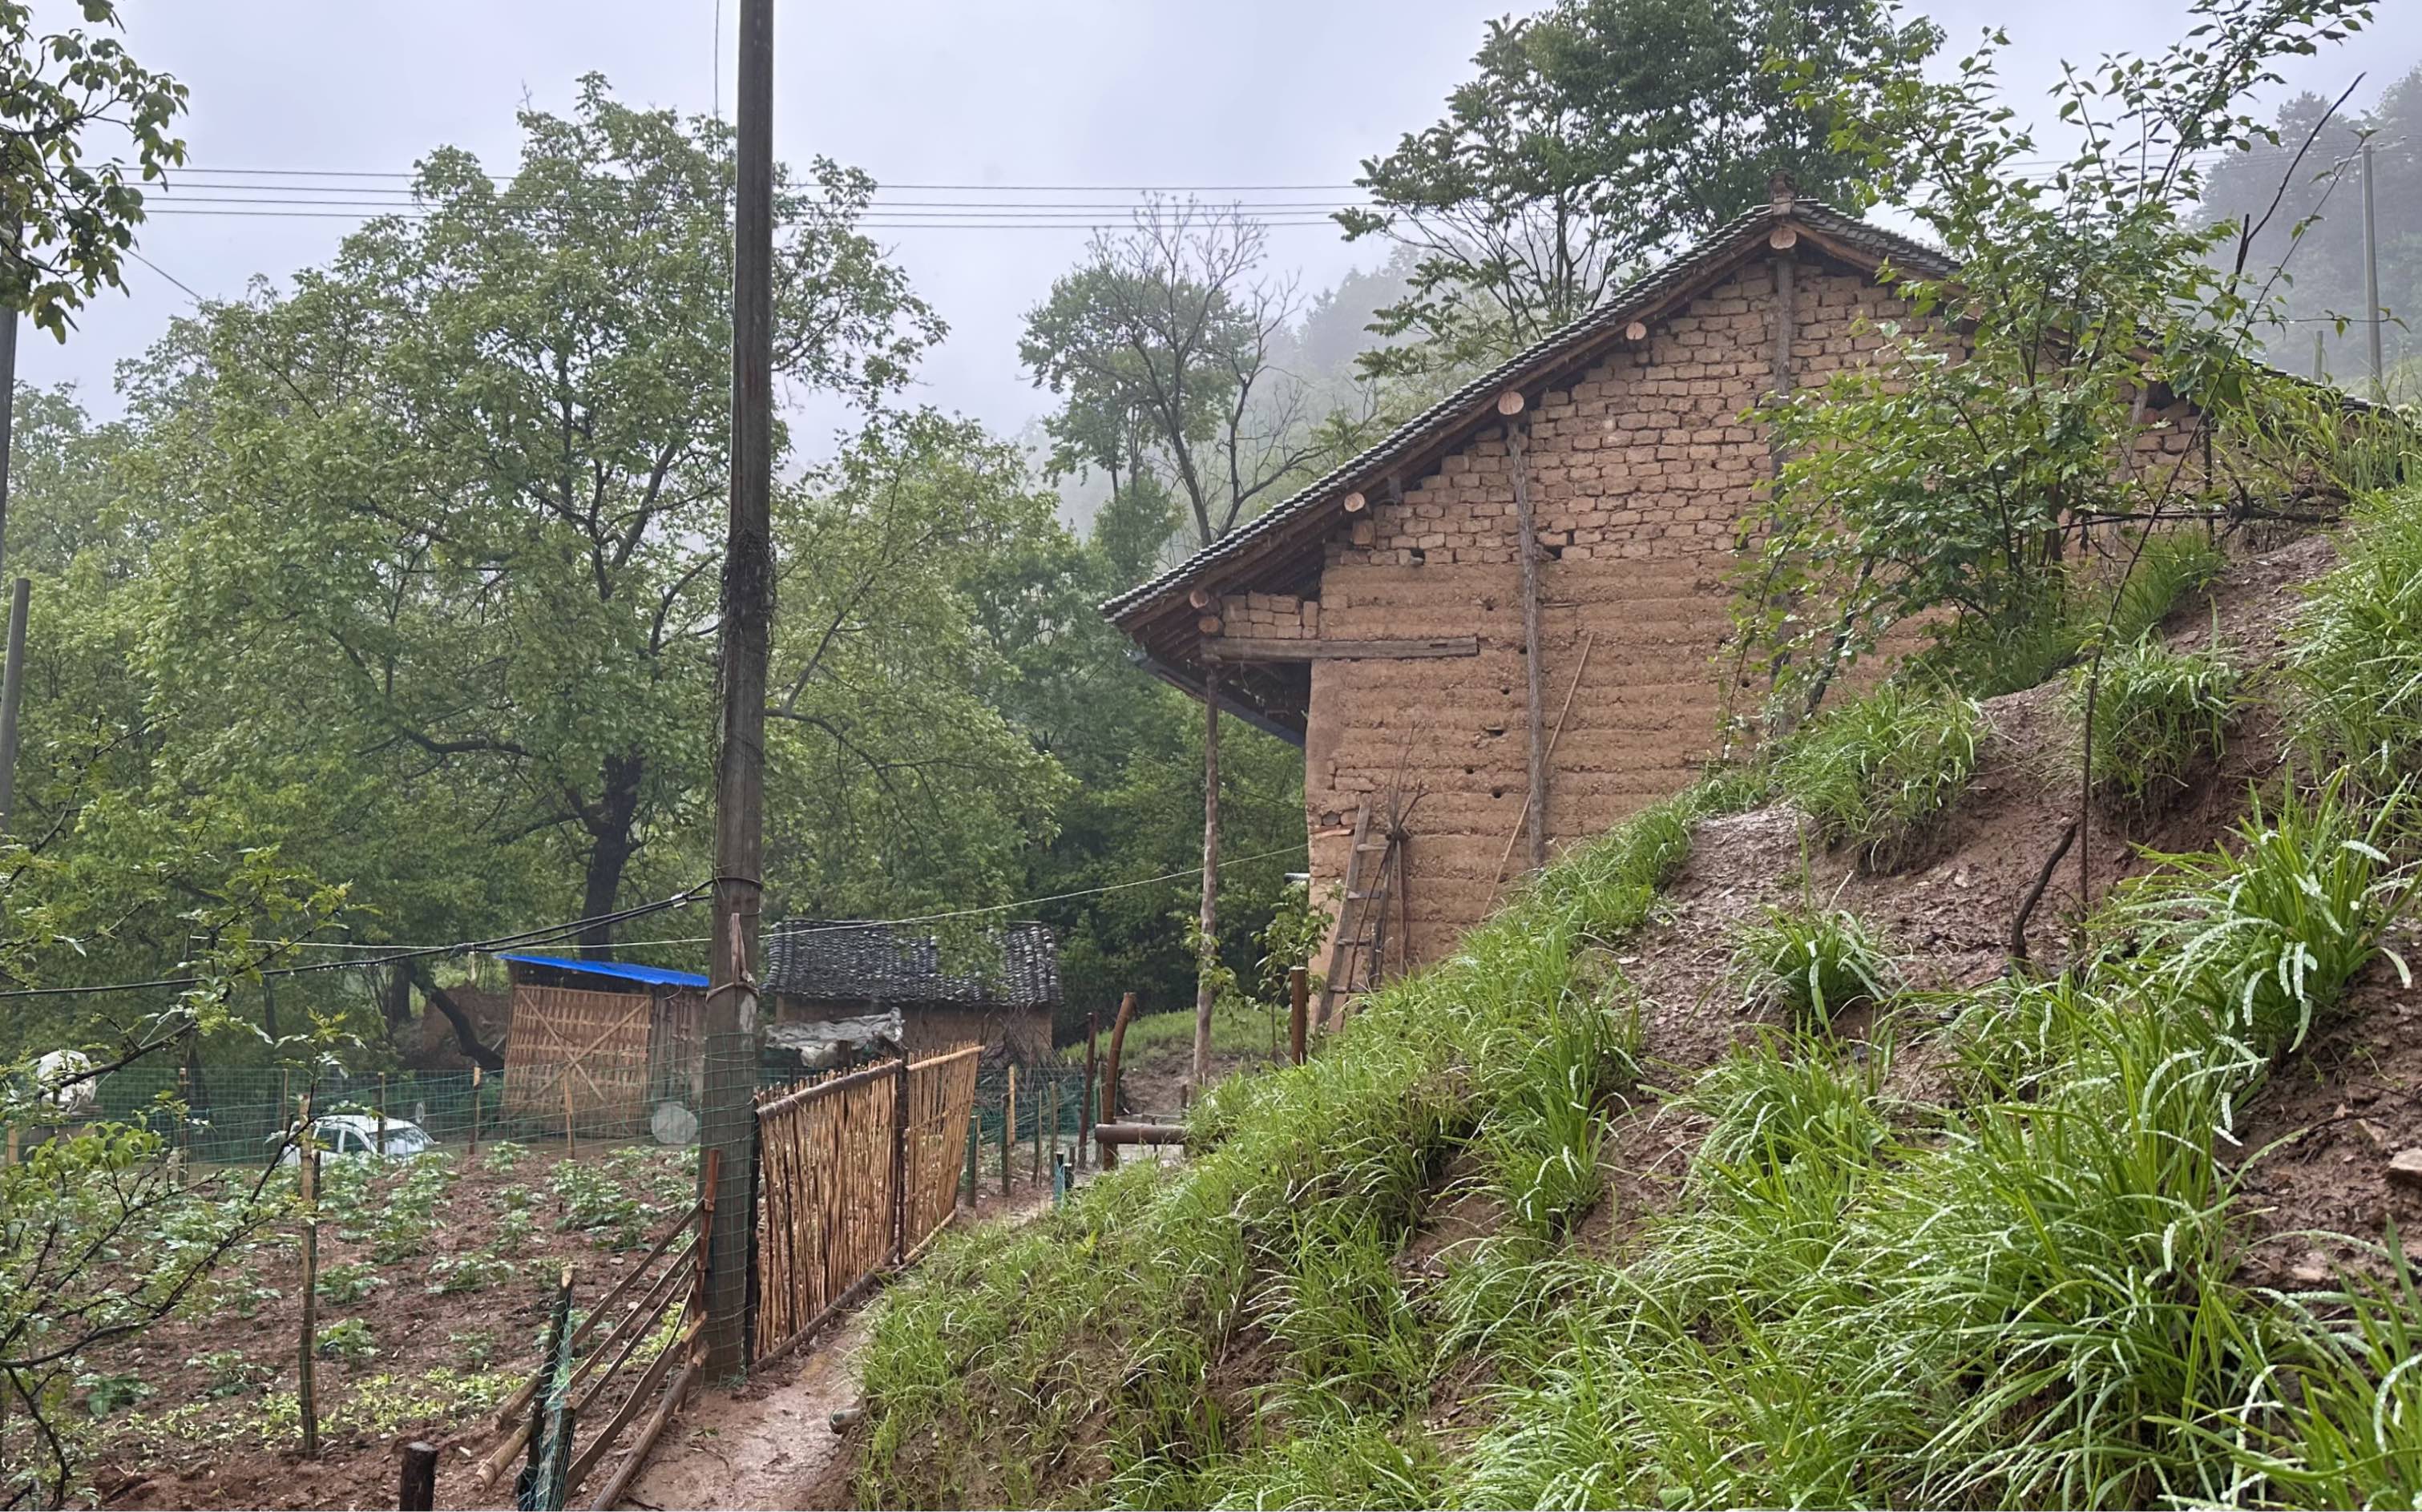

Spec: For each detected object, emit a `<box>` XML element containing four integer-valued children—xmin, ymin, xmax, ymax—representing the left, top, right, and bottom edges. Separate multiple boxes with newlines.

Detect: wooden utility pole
<box><xmin>2364</xmin><ymin>141</ymin><xmax>2385</xmax><ymax>400</ymax></box>
<box><xmin>1194</xmin><ymin>667</ymin><xmax>1220</xmax><ymax>1091</ymax></box>
<box><xmin>699</xmin><ymin>0</ymin><xmax>774</xmax><ymax>1385</ymax></box>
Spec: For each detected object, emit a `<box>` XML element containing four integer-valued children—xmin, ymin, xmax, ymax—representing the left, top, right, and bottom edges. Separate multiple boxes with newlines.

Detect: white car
<box><xmin>272</xmin><ymin>1113</ymin><xmax>435</xmax><ymax>1164</ymax></box>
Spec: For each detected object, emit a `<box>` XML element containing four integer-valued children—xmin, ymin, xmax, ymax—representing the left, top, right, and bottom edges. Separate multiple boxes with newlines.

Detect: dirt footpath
<box><xmin>614</xmin><ymin>1314</ymin><xmax>870</xmax><ymax>1510</ymax></box>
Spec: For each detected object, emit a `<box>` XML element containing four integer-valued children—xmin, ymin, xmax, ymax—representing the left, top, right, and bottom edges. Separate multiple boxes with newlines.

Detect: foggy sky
<box><xmin>22</xmin><ymin>1</ymin><xmax>2422</xmax><ymax>456</ymax></box>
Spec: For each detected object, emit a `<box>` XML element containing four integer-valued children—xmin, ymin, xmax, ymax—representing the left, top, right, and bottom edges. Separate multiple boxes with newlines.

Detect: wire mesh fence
<box><xmin>14</xmin><ymin>1052</ymin><xmax>1104</xmax><ymax>1168</ymax></box>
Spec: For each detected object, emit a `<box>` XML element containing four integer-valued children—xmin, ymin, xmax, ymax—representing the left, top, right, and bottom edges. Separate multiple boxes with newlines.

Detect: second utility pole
<box><xmin>2364</xmin><ymin>140</ymin><xmax>2385</xmax><ymax>400</ymax></box>
<box><xmin>700</xmin><ymin>0</ymin><xmax>774</xmax><ymax>1384</ymax></box>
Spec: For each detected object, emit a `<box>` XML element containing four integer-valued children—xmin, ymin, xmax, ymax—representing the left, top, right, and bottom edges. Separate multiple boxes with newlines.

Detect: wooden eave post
<box><xmin>1504</xmin><ymin>389</ymin><xmax>1547</xmax><ymax>873</ymax></box>
<box><xmin>1194</xmin><ymin>657</ymin><xmax>1221</xmax><ymax>1092</ymax></box>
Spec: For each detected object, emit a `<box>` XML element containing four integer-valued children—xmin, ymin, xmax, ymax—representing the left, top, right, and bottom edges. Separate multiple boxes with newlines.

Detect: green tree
<box><xmin>117</xmin><ymin>77</ymin><xmax>939</xmax><ymax>972</ymax></box>
<box><xmin>1022</xmin><ymin>201</ymin><xmax>1334</xmax><ymax>551</ymax></box>
<box><xmin>1338</xmin><ymin>0</ymin><xmax>1937</xmax><ymax>381</ymax></box>
<box><xmin>1735</xmin><ymin>0</ymin><xmax>2373</xmax><ymax>719</ymax></box>
<box><xmin>0</xmin><ymin>1</ymin><xmax>187</xmax><ymax>339</ymax></box>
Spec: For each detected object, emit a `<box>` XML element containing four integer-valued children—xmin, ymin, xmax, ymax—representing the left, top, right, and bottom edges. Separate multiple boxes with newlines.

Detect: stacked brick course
<box><xmin>1216</xmin><ymin>592</ymin><xmax>1315</xmax><ymax>639</ymax></box>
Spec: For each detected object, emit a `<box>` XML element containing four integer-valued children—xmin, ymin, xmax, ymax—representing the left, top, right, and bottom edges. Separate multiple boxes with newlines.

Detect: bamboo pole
<box><xmin>1001</xmin><ymin>1065</ymin><xmax>1015</xmax><ymax>1197</ymax></box>
<box><xmin>1289</xmin><ymin>966</ymin><xmax>1309</xmax><ymax>1066</ymax></box>
<box><xmin>470</xmin><ymin>1064</ymin><xmax>482</xmax><ymax>1158</ymax></box>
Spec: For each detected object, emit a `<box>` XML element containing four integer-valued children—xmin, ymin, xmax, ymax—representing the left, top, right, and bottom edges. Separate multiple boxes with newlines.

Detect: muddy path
<box><xmin>613</xmin><ymin>1314</ymin><xmax>870</xmax><ymax>1511</ymax></box>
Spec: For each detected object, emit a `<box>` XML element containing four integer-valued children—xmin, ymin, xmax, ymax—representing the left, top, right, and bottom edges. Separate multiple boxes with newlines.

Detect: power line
<box><xmin>254</xmin><ymin>841</ymin><xmax>1309</xmax><ymax>954</ymax></box>
<box><xmin>0</xmin><ymin>883</ymin><xmax>715</xmax><ymax>1001</ymax></box>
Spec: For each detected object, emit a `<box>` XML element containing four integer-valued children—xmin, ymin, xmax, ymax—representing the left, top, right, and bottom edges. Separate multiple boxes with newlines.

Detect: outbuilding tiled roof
<box><xmin>763</xmin><ymin>920</ymin><xmax>1060</xmax><ymax>1010</ymax></box>
<box><xmin>1100</xmin><ymin>196</ymin><xmax>1954</xmax><ymax>629</ymax></box>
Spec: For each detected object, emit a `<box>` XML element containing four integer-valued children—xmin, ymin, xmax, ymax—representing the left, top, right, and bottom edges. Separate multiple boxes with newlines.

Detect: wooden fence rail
<box><xmin>749</xmin><ymin>1044</ymin><xmax>981</xmax><ymax>1363</ymax></box>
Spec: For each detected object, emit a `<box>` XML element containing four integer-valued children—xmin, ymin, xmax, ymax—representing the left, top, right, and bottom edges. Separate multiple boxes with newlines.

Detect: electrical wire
<box><xmin>228</xmin><ymin>842</ymin><xmax>1307</xmax><ymax>955</ymax></box>
<box><xmin>0</xmin><ymin>884</ymin><xmax>715</xmax><ymax>1001</ymax></box>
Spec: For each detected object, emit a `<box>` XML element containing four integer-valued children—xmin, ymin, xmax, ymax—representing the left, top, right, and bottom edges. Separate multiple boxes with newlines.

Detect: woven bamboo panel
<box><xmin>751</xmin><ymin>1062</ymin><xmax>901</xmax><ymax>1358</ymax></box>
<box><xmin>902</xmin><ymin>1044</ymin><xmax>980</xmax><ymax>1253</ymax></box>
<box><xmin>501</xmin><ymin>986</ymin><xmax>657</xmax><ymax>1133</ymax></box>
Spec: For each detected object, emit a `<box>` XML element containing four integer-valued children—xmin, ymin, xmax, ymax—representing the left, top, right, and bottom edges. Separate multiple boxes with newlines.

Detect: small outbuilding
<box><xmin>763</xmin><ymin>921</ymin><xmax>1060</xmax><ymax>1062</ymax></box>
<box><xmin>496</xmin><ymin>952</ymin><xmax>706</xmax><ymax>1137</ymax></box>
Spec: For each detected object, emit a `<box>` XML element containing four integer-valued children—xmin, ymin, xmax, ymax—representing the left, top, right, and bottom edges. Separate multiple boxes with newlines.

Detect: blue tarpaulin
<box><xmin>496</xmin><ymin>952</ymin><xmax>709</xmax><ymax>989</ymax></box>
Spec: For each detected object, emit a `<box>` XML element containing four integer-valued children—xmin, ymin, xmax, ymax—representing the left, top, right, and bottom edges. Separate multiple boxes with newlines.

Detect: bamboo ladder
<box><xmin>1315</xmin><ymin>798</ymin><xmax>1410</xmax><ymax>1028</ymax></box>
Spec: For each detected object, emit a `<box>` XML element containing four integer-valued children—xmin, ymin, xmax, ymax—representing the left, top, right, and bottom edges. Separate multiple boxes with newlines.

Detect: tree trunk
<box><xmin>574</xmin><ymin>752</ymin><xmax>646</xmax><ymax>956</ymax></box>
<box><xmin>409</xmin><ymin>964</ymin><xmax>507</xmax><ymax>1071</ymax></box>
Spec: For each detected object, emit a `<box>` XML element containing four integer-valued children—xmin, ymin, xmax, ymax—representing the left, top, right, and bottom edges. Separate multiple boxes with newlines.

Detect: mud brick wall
<box><xmin>1298</xmin><ymin>260</ymin><xmax>1914</xmax><ymax>965</ymax></box>
<box><xmin>1217</xmin><ymin>592</ymin><xmax>1314</xmax><ymax>639</ymax></box>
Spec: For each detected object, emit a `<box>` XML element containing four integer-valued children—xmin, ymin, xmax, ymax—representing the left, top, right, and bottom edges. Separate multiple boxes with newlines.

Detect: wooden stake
<box><xmin>1080</xmin><ymin>1007</ymin><xmax>1098</xmax><ymax>1171</ymax></box>
<box><xmin>1288</xmin><ymin>966</ymin><xmax>1308</xmax><ymax>1066</ymax></box>
<box><xmin>469</xmin><ymin>1064</ymin><xmax>482</xmax><ymax>1158</ymax></box>
<box><xmin>963</xmin><ymin>1107</ymin><xmax>979</xmax><ymax>1204</ymax></box>
<box><xmin>1001</xmin><ymin>1064</ymin><xmax>1015</xmax><ymax>1197</ymax></box>
<box><xmin>1496</xmin><ymin>630</ymin><xmax>1597</xmax><ymax>885</ymax></box>
<box><xmin>563</xmin><ymin>1077</ymin><xmax>577</xmax><ymax>1161</ymax></box>
<box><xmin>297</xmin><ymin>1092</ymin><xmax>320</xmax><ymax>1459</ymax></box>
<box><xmin>1100</xmin><ymin>992</ymin><xmax>1135</xmax><ymax>1170</ymax></box>
<box><xmin>398</xmin><ymin>1441</ymin><xmax>438</xmax><ymax>1511</ymax></box>
<box><xmin>377</xmin><ymin>1073</ymin><xmax>388</xmax><ymax>1158</ymax></box>
<box><xmin>890</xmin><ymin>1058</ymin><xmax>910</xmax><ymax>1265</ymax></box>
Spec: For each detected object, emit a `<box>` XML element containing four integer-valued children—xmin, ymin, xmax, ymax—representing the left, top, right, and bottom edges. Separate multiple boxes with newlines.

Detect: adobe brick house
<box><xmin>1104</xmin><ymin>187</ymin><xmax>2208</xmax><ymax>979</ymax></box>
<box><xmin>762</xmin><ymin>921</ymin><xmax>1060</xmax><ymax>1062</ymax></box>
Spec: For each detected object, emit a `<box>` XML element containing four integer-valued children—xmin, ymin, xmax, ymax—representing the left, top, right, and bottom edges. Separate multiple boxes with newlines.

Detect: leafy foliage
<box><xmin>1734</xmin><ymin>0</ymin><xmax>2366</xmax><ymax>716</ymax></box>
<box><xmin>0</xmin><ymin>2</ymin><xmax>187</xmax><ymax>338</ymax></box>
<box><xmin>1338</xmin><ymin>0</ymin><xmax>1937</xmax><ymax>381</ymax></box>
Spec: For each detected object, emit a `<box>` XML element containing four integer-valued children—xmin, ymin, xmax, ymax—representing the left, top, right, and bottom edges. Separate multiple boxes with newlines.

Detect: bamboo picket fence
<box><xmin>749</xmin><ymin>1043</ymin><xmax>981</xmax><ymax>1362</ymax></box>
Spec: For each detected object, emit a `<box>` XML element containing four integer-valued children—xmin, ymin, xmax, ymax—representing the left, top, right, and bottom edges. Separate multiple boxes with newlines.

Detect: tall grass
<box><xmin>2072</xmin><ymin>637</ymin><xmax>2241</xmax><ymax>820</ymax></box>
<box><xmin>1728</xmin><ymin>905</ymin><xmax>1899</xmax><ymax>1029</ymax></box>
<box><xmin>1777</xmin><ymin>683</ymin><xmax>1979</xmax><ymax>870</ymax></box>
<box><xmin>858</xmin><ymin>780</ymin><xmax>1744</xmax><ymax>1506</ymax></box>
<box><xmin>1915</xmin><ymin>530</ymin><xmax>2225</xmax><ymax>698</ymax></box>
<box><xmin>2291</xmin><ymin>489</ymin><xmax>2422</xmax><ymax>782</ymax></box>
<box><xmin>859</xmin><ymin>493</ymin><xmax>2422</xmax><ymax>1512</ymax></box>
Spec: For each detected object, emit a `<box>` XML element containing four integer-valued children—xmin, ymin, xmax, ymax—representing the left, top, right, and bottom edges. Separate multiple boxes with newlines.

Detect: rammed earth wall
<box><xmin>1293</xmin><ymin>260</ymin><xmax>1915</xmax><ymax>962</ymax></box>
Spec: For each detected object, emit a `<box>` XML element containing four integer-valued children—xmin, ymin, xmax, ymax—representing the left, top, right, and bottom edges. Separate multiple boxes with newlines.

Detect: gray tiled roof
<box><xmin>763</xmin><ymin>920</ymin><xmax>1061</xmax><ymax>1010</ymax></box>
<box><xmin>1100</xmin><ymin>197</ymin><xmax>1954</xmax><ymax>626</ymax></box>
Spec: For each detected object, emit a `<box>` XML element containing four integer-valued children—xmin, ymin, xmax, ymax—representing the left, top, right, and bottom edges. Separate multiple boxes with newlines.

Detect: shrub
<box><xmin>1777</xmin><ymin>686</ymin><xmax>1980</xmax><ymax>870</ymax></box>
<box><xmin>1730</xmin><ymin>905</ymin><xmax>1898</xmax><ymax>1028</ymax></box>
<box><xmin>2070</xmin><ymin>638</ymin><xmax>2240</xmax><ymax>819</ymax></box>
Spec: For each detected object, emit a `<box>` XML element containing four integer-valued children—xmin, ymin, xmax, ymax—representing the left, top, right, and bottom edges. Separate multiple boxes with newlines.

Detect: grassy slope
<box><xmin>859</xmin><ymin>498</ymin><xmax>2422</xmax><ymax>1510</ymax></box>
